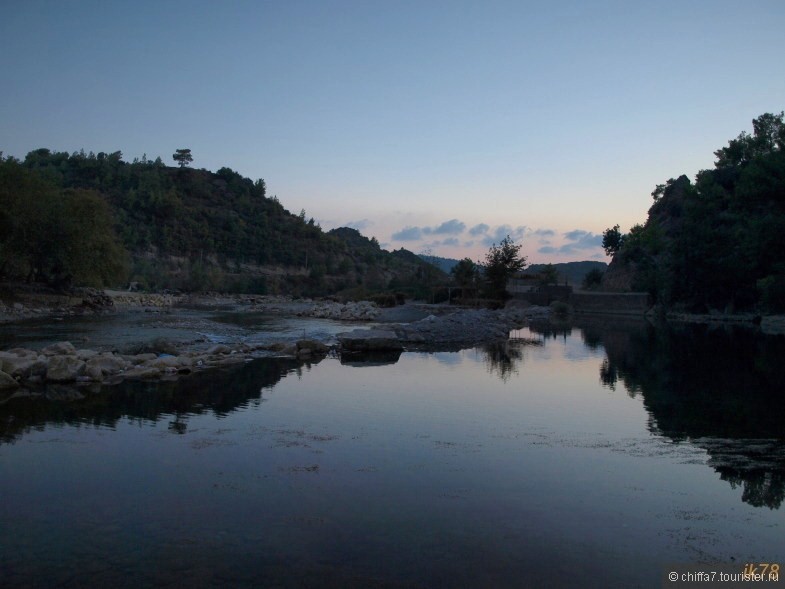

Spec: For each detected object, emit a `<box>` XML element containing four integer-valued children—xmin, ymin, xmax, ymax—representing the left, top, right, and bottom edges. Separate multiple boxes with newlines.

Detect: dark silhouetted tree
<box><xmin>172</xmin><ymin>148</ymin><xmax>193</xmax><ymax>168</ymax></box>
<box><xmin>483</xmin><ymin>235</ymin><xmax>526</xmax><ymax>301</ymax></box>
<box><xmin>602</xmin><ymin>225</ymin><xmax>624</xmax><ymax>256</ymax></box>
<box><xmin>451</xmin><ymin>257</ymin><xmax>478</xmax><ymax>288</ymax></box>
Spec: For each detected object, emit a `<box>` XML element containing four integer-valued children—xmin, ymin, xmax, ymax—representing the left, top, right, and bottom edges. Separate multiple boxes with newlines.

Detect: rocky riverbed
<box><xmin>0</xmin><ymin>296</ymin><xmax>552</xmax><ymax>393</ymax></box>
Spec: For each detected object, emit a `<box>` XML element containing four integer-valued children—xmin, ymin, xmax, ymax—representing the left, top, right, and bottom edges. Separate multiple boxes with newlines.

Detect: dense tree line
<box><xmin>604</xmin><ymin>112</ymin><xmax>785</xmax><ymax>312</ymax></box>
<box><xmin>0</xmin><ymin>159</ymin><xmax>126</xmax><ymax>287</ymax></box>
<box><xmin>0</xmin><ymin>149</ymin><xmax>440</xmax><ymax>295</ymax></box>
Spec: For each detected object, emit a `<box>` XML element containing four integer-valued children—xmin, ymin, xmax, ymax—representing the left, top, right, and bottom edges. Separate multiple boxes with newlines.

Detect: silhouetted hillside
<box><xmin>602</xmin><ymin>112</ymin><xmax>785</xmax><ymax>312</ymax></box>
<box><xmin>0</xmin><ymin>149</ymin><xmax>441</xmax><ymax>297</ymax></box>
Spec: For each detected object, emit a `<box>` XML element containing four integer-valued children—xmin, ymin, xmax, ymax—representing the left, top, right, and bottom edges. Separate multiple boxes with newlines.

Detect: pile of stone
<box><xmin>393</xmin><ymin>306</ymin><xmax>549</xmax><ymax>346</ymax></box>
<box><xmin>108</xmin><ymin>292</ymin><xmax>181</xmax><ymax>309</ymax></box>
<box><xmin>302</xmin><ymin>300</ymin><xmax>381</xmax><ymax>321</ymax></box>
<box><xmin>337</xmin><ymin>305</ymin><xmax>551</xmax><ymax>351</ymax></box>
<box><xmin>0</xmin><ymin>339</ymin><xmax>332</xmax><ymax>391</ymax></box>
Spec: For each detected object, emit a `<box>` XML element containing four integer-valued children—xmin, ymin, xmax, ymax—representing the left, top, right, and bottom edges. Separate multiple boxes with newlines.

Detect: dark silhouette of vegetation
<box><xmin>0</xmin><ymin>149</ymin><xmax>441</xmax><ymax>295</ymax></box>
<box><xmin>0</xmin><ymin>159</ymin><xmax>127</xmax><ymax>287</ymax></box>
<box><xmin>524</xmin><ymin>261</ymin><xmax>606</xmax><ymax>287</ymax></box>
<box><xmin>172</xmin><ymin>148</ymin><xmax>193</xmax><ymax>168</ymax></box>
<box><xmin>604</xmin><ymin>112</ymin><xmax>785</xmax><ymax>312</ymax></box>
<box><xmin>601</xmin><ymin>224</ymin><xmax>624</xmax><ymax>256</ymax></box>
<box><xmin>582</xmin><ymin>268</ymin><xmax>604</xmax><ymax>289</ymax></box>
<box><xmin>588</xmin><ymin>319</ymin><xmax>785</xmax><ymax>509</ymax></box>
<box><xmin>538</xmin><ymin>263</ymin><xmax>559</xmax><ymax>286</ymax></box>
<box><xmin>482</xmin><ymin>235</ymin><xmax>526</xmax><ymax>301</ymax></box>
<box><xmin>450</xmin><ymin>257</ymin><xmax>479</xmax><ymax>288</ymax></box>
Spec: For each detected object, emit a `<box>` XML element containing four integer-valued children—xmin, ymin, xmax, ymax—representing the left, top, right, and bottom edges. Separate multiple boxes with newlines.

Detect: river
<box><xmin>1</xmin><ymin>315</ymin><xmax>783</xmax><ymax>588</ymax></box>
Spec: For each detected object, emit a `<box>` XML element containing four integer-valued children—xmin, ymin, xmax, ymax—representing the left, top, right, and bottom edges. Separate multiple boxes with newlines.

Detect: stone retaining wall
<box><xmin>570</xmin><ymin>292</ymin><xmax>651</xmax><ymax>315</ymax></box>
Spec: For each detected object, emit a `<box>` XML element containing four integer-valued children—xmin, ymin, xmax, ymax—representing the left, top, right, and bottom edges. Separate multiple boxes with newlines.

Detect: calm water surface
<box><xmin>1</xmin><ymin>319</ymin><xmax>783</xmax><ymax>588</ymax></box>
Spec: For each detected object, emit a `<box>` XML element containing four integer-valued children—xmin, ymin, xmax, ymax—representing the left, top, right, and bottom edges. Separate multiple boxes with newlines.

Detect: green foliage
<box><xmin>0</xmin><ymin>161</ymin><xmax>127</xmax><ymax>287</ymax></box>
<box><xmin>602</xmin><ymin>224</ymin><xmax>624</xmax><ymax>256</ymax></box>
<box><xmin>549</xmin><ymin>300</ymin><xmax>571</xmax><ymax>316</ymax></box>
<box><xmin>582</xmin><ymin>268</ymin><xmax>604</xmax><ymax>290</ymax></box>
<box><xmin>538</xmin><ymin>263</ymin><xmax>559</xmax><ymax>286</ymax></box>
<box><xmin>172</xmin><ymin>148</ymin><xmax>193</xmax><ymax>168</ymax></box>
<box><xmin>610</xmin><ymin>112</ymin><xmax>785</xmax><ymax>311</ymax></box>
<box><xmin>482</xmin><ymin>235</ymin><xmax>526</xmax><ymax>301</ymax></box>
<box><xmin>1</xmin><ymin>148</ymin><xmax>443</xmax><ymax>295</ymax></box>
<box><xmin>450</xmin><ymin>258</ymin><xmax>478</xmax><ymax>288</ymax></box>
<box><xmin>524</xmin><ymin>261</ymin><xmax>607</xmax><ymax>286</ymax></box>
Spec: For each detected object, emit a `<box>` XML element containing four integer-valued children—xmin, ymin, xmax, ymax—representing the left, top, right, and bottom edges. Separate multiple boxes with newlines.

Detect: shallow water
<box><xmin>1</xmin><ymin>318</ymin><xmax>783</xmax><ymax>587</ymax></box>
<box><xmin>0</xmin><ymin>309</ymin><xmax>367</xmax><ymax>352</ymax></box>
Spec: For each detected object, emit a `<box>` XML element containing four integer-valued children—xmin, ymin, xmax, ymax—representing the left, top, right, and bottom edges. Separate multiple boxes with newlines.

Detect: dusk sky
<box><xmin>2</xmin><ymin>1</ymin><xmax>784</xmax><ymax>263</ymax></box>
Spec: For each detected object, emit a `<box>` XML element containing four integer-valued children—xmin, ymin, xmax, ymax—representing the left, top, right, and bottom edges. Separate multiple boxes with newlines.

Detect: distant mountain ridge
<box><xmin>418</xmin><ymin>254</ymin><xmax>606</xmax><ymax>286</ymax></box>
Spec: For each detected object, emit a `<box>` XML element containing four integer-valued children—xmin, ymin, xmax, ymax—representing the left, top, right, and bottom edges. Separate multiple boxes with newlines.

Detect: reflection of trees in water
<box><xmin>589</xmin><ymin>318</ymin><xmax>785</xmax><ymax>509</ymax></box>
<box><xmin>0</xmin><ymin>356</ymin><xmax>310</xmax><ymax>444</ymax></box>
<box><xmin>482</xmin><ymin>336</ymin><xmax>542</xmax><ymax>382</ymax></box>
<box><xmin>720</xmin><ymin>469</ymin><xmax>785</xmax><ymax>509</ymax></box>
<box><xmin>527</xmin><ymin>321</ymin><xmax>572</xmax><ymax>341</ymax></box>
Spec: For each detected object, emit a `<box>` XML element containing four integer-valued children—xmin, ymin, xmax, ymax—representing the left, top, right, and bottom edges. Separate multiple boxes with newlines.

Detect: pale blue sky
<box><xmin>2</xmin><ymin>1</ymin><xmax>784</xmax><ymax>263</ymax></box>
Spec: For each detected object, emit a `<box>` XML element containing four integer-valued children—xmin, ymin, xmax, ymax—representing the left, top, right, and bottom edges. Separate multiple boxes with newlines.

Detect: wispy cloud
<box><xmin>391</xmin><ymin>218</ymin><xmax>467</xmax><ymax>242</ymax></box>
<box><xmin>537</xmin><ymin>229</ymin><xmax>603</xmax><ymax>255</ymax></box>
<box><xmin>425</xmin><ymin>219</ymin><xmax>466</xmax><ymax>235</ymax></box>
<box><xmin>468</xmin><ymin>223</ymin><xmax>489</xmax><ymax>236</ymax></box>
<box><xmin>439</xmin><ymin>237</ymin><xmax>460</xmax><ymax>246</ymax></box>
<box><xmin>389</xmin><ymin>220</ymin><xmax>562</xmax><ymax>256</ymax></box>
<box><xmin>391</xmin><ymin>226</ymin><xmax>423</xmax><ymax>241</ymax></box>
<box><xmin>533</xmin><ymin>228</ymin><xmax>555</xmax><ymax>237</ymax></box>
<box><xmin>479</xmin><ymin>224</ymin><xmax>528</xmax><ymax>246</ymax></box>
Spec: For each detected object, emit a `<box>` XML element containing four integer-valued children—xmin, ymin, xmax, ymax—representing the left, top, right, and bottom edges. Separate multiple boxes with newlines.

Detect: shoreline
<box><xmin>0</xmin><ymin>294</ymin><xmax>551</xmax><ymax>394</ymax></box>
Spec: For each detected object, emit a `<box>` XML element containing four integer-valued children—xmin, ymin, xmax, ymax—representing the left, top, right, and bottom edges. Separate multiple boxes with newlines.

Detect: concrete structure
<box><xmin>508</xmin><ymin>277</ymin><xmax>651</xmax><ymax>316</ymax></box>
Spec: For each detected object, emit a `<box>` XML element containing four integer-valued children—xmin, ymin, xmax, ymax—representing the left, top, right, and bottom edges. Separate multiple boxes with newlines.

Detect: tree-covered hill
<box><xmin>0</xmin><ymin>149</ymin><xmax>441</xmax><ymax>296</ymax></box>
<box><xmin>602</xmin><ymin>112</ymin><xmax>785</xmax><ymax>312</ymax></box>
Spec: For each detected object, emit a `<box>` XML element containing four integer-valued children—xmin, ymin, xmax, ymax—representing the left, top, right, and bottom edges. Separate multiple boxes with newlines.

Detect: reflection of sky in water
<box><xmin>1</xmin><ymin>323</ymin><xmax>783</xmax><ymax>588</ymax></box>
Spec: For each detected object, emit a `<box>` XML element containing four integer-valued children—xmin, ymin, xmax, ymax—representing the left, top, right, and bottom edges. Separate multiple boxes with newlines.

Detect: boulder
<box><xmin>338</xmin><ymin>329</ymin><xmax>403</xmax><ymax>352</ymax></box>
<box><xmin>85</xmin><ymin>355</ymin><xmax>129</xmax><ymax>380</ymax></box>
<box><xmin>42</xmin><ymin>342</ymin><xmax>77</xmax><ymax>356</ymax></box>
<box><xmin>124</xmin><ymin>353</ymin><xmax>158</xmax><ymax>364</ymax></box>
<box><xmin>150</xmin><ymin>355</ymin><xmax>182</xmax><ymax>369</ymax></box>
<box><xmin>76</xmin><ymin>349</ymin><xmax>99</xmax><ymax>361</ymax></box>
<box><xmin>0</xmin><ymin>370</ymin><xmax>19</xmax><ymax>390</ymax></box>
<box><xmin>207</xmin><ymin>344</ymin><xmax>231</xmax><ymax>355</ymax></box>
<box><xmin>1</xmin><ymin>354</ymin><xmax>48</xmax><ymax>379</ymax></box>
<box><xmin>46</xmin><ymin>356</ymin><xmax>86</xmax><ymax>382</ymax></box>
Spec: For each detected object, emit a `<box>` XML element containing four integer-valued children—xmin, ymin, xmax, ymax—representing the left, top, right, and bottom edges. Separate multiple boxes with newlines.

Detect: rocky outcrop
<box><xmin>85</xmin><ymin>355</ymin><xmax>130</xmax><ymax>381</ymax></box>
<box><xmin>0</xmin><ymin>370</ymin><xmax>19</xmax><ymax>390</ymax></box>
<box><xmin>600</xmin><ymin>256</ymin><xmax>636</xmax><ymax>292</ymax></box>
<box><xmin>42</xmin><ymin>342</ymin><xmax>77</xmax><ymax>356</ymax></box>
<box><xmin>0</xmin><ymin>304</ymin><xmax>552</xmax><ymax>392</ymax></box>
<box><xmin>335</xmin><ymin>305</ymin><xmax>551</xmax><ymax>351</ymax></box>
<box><xmin>391</xmin><ymin>305</ymin><xmax>550</xmax><ymax>347</ymax></box>
<box><xmin>337</xmin><ymin>329</ymin><xmax>403</xmax><ymax>352</ymax></box>
<box><xmin>105</xmin><ymin>291</ymin><xmax>182</xmax><ymax>309</ymax></box>
<box><xmin>302</xmin><ymin>300</ymin><xmax>381</xmax><ymax>321</ymax></box>
<box><xmin>46</xmin><ymin>356</ymin><xmax>87</xmax><ymax>382</ymax></box>
<box><xmin>0</xmin><ymin>351</ymin><xmax>48</xmax><ymax>378</ymax></box>
<box><xmin>0</xmin><ymin>336</ymin><xmax>334</xmax><ymax>391</ymax></box>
